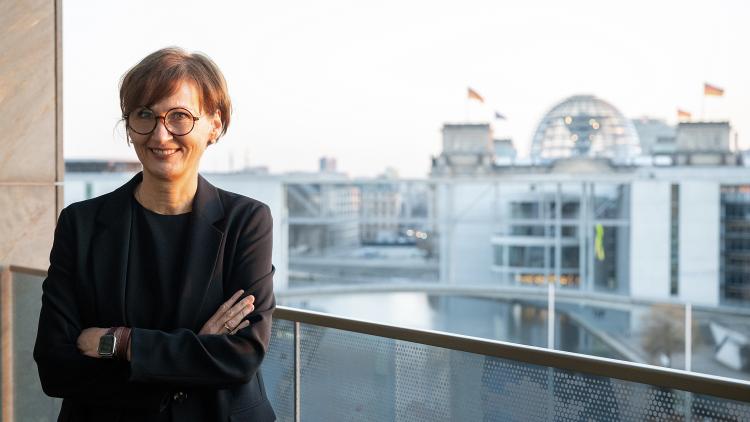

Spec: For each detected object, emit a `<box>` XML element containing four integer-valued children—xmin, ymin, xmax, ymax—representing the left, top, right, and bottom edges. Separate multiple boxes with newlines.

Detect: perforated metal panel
<box><xmin>6</xmin><ymin>271</ymin><xmax>62</xmax><ymax>421</ymax></box>
<box><xmin>263</xmin><ymin>319</ymin><xmax>294</xmax><ymax>421</ymax></box>
<box><xmin>264</xmin><ymin>320</ymin><xmax>750</xmax><ymax>422</ymax></box>
<box><xmin>298</xmin><ymin>323</ymin><xmax>395</xmax><ymax>421</ymax></box>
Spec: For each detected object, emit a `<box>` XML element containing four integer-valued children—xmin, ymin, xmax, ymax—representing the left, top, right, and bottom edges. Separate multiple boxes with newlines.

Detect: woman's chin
<box><xmin>143</xmin><ymin>162</ymin><xmax>187</xmax><ymax>181</ymax></box>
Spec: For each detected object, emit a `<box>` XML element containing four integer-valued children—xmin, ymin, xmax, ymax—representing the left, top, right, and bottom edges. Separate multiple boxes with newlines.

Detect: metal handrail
<box><xmin>274</xmin><ymin>306</ymin><xmax>750</xmax><ymax>403</ymax></box>
<box><xmin>8</xmin><ymin>265</ymin><xmax>47</xmax><ymax>277</ymax></box>
<box><xmin>8</xmin><ymin>266</ymin><xmax>750</xmax><ymax>403</ymax></box>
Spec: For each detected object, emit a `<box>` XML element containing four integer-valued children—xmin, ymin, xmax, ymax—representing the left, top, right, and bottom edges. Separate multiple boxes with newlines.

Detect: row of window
<box><xmin>494</xmin><ymin>245</ymin><xmax>581</xmax><ymax>269</ymax></box>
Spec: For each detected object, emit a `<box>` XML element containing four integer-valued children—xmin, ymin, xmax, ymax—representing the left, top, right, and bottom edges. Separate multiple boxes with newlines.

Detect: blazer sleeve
<box><xmin>33</xmin><ymin>207</ymin><xmax>168</xmax><ymax>411</ymax></box>
<box><xmin>127</xmin><ymin>203</ymin><xmax>275</xmax><ymax>387</ymax></box>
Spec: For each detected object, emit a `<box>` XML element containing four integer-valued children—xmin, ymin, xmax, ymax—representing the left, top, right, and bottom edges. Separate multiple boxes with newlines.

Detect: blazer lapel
<box><xmin>175</xmin><ymin>175</ymin><xmax>225</xmax><ymax>330</ymax></box>
<box><xmin>91</xmin><ymin>173</ymin><xmax>141</xmax><ymax>326</ymax></box>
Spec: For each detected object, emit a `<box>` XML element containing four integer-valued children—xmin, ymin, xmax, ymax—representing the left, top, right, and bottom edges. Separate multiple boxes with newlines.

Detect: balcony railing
<box><xmin>2</xmin><ymin>265</ymin><xmax>750</xmax><ymax>421</ymax></box>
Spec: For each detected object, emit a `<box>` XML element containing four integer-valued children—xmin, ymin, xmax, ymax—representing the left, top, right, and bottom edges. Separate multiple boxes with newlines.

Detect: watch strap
<box><xmin>113</xmin><ymin>327</ymin><xmax>132</xmax><ymax>360</ymax></box>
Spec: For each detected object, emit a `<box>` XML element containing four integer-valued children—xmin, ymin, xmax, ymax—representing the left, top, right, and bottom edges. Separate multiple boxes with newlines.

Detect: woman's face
<box><xmin>128</xmin><ymin>81</ymin><xmax>221</xmax><ymax>183</ymax></box>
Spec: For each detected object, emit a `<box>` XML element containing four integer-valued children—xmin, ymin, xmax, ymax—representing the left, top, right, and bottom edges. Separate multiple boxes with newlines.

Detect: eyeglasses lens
<box><xmin>128</xmin><ymin>107</ymin><xmax>194</xmax><ymax>136</ymax></box>
<box><xmin>128</xmin><ymin>108</ymin><xmax>156</xmax><ymax>135</ymax></box>
<box><xmin>164</xmin><ymin>109</ymin><xmax>194</xmax><ymax>136</ymax></box>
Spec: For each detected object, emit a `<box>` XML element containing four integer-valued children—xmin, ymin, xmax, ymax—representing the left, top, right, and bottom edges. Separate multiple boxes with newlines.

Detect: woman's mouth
<box><xmin>149</xmin><ymin>148</ymin><xmax>179</xmax><ymax>157</ymax></box>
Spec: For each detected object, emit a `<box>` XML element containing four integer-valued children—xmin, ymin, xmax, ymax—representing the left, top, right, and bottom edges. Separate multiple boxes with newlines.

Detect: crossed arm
<box><xmin>75</xmin><ymin>289</ymin><xmax>255</xmax><ymax>361</ymax></box>
<box><xmin>33</xmin><ymin>204</ymin><xmax>275</xmax><ymax>410</ymax></box>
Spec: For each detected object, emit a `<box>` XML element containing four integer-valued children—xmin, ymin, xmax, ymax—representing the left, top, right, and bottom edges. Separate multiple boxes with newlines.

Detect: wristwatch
<box><xmin>98</xmin><ymin>327</ymin><xmax>117</xmax><ymax>358</ymax></box>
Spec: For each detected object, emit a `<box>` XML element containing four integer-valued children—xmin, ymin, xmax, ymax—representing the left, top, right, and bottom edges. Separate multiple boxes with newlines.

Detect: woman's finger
<box><xmin>221</xmin><ymin>290</ymin><xmax>245</xmax><ymax>315</ymax></box>
<box><xmin>221</xmin><ymin>295</ymin><xmax>255</xmax><ymax>325</ymax></box>
<box><xmin>199</xmin><ymin>290</ymin><xmax>245</xmax><ymax>335</ymax></box>
<box><xmin>208</xmin><ymin>290</ymin><xmax>244</xmax><ymax>326</ymax></box>
<box><xmin>229</xmin><ymin>320</ymin><xmax>250</xmax><ymax>335</ymax></box>
<box><xmin>225</xmin><ymin>302</ymin><xmax>255</xmax><ymax>330</ymax></box>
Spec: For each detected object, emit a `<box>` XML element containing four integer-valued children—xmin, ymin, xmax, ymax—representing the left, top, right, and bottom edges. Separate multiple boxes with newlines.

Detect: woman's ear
<box><xmin>211</xmin><ymin>109</ymin><xmax>223</xmax><ymax>141</ymax></box>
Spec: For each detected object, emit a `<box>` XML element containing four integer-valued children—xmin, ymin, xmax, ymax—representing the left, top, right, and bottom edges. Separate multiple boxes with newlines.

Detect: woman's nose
<box><xmin>150</xmin><ymin>118</ymin><xmax>172</xmax><ymax>141</ymax></box>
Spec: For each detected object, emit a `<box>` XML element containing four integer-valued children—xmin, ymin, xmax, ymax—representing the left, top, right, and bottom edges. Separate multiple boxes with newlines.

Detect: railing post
<box><xmin>547</xmin><ymin>280</ymin><xmax>555</xmax><ymax>421</ymax></box>
<box><xmin>685</xmin><ymin>303</ymin><xmax>691</xmax><ymax>372</ymax></box>
<box><xmin>685</xmin><ymin>302</ymin><xmax>693</xmax><ymax>421</ymax></box>
<box><xmin>1</xmin><ymin>267</ymin><xmax>14</xmax><ymax>422</ymax></box>
<box><xmin>547</xmin><ymin>282</ymin><xmax>555</xmax><ymax>349</ymax></box>
<box><xmin>294</xmin><ymin>321</ymin><xmax>301</xmax><ymax>422</ymax></box>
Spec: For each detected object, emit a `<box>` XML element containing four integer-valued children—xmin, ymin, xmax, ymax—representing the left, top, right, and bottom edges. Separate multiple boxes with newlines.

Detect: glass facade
<box><xmin>491</xmin><ymin>182</ymin><xmax>629</xmax><ymax>292</ymax></box>
<box><xmin>530</xmin><ymin>95</ymin><xmax>641</xmax><ymax>163</ymax></box>
<box><xmin>284</xmin><ymin>179</ymin><xmax>631</xmax><ymax>293</ymax></box>
<box><xmin>720</xmin><ymin>185</ymin><xmax>750</xmax><ymax>304</ymax></box>
<box><xmin>287</xmin><ymin>181</ymin><xmax>439</xmax><ymax>286</ymax></box>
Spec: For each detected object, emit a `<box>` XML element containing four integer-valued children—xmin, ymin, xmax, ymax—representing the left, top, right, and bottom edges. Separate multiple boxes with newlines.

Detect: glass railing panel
<box><xmin>263</xmin><ymin>319</ymin><xmax>295</xmax><ymax>421</ymax></box>
<box><xmin>273</xmin><ymin>320</ymin><xmax>750</xmax><ymax>420</ymax></box>
<box><xmin>4</xmin><ymin>270</ymin><xmax>62</xmax><ymax>421</ymax></box>
<box><xmin>298</xmin><ymin>323</ymin><xmax>399</xmax><ymax>420</ymax></box>
<box><xmin>2</xmin><ymin>265</ymin><xmax>749</xmax><ymax>420</ymax></box>
<box><xmin>549</xmin><ymin>368</ymin><xmax>749</xmax><ymax>420</ymax></box>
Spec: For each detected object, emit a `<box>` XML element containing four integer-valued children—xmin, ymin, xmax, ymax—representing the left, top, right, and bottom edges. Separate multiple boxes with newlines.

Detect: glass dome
<box><xmin>531</xmin><ymin>95</ymin><xmax>640</xmax><ymax>163</ymax></box>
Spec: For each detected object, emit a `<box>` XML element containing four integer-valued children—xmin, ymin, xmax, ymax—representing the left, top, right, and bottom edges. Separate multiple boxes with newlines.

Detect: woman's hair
<box><xmin>119</xmin><ymin>47</ymin><xmax>232</xmax><ymax>140</ymax></box>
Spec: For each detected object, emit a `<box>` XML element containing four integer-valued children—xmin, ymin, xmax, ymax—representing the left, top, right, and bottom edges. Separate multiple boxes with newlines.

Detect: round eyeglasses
<box><xmin>126</xmin><ymin>107</ymin><xmax>200</xmax><ymax>136</ymax></box>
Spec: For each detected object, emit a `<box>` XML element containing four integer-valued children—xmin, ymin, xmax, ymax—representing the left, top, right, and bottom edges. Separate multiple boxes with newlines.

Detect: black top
<box><xmin>124</xmin><ymin>196</ymin><xmax>191</xmax><ymax>422</ymax></box>
<box><xmin>126</xmin><ymin>196</ymin><xmax>192</xmax><ymax>330</ymax></box>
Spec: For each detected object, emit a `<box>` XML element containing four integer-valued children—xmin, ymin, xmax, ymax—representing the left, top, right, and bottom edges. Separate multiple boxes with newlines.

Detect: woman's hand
<box><xmin>199</xmin><ymin>289</ymin><xmax>255</xmax><ymax>335</ymax></box>
<box><xmin>77</xmin><ymin>327</ymin><xmax>109</xmax><ymax>358</ymax></box>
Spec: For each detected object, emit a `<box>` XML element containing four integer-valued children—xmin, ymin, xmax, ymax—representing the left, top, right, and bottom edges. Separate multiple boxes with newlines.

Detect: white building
<box><xmin>431</xmin><ymin>95</ymin><xmax>750</xmax><ymax>308</ymax></box>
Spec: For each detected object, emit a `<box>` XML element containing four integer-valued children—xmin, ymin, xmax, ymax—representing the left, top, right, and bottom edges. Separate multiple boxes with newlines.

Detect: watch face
<box><xmin>98</xmin><ymin>334</ymin><xmax>117</xmax><ymax>357</ymax></box>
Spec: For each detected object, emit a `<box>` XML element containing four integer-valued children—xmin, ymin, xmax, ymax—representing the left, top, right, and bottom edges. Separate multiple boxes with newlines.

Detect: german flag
<box><xmin>467</xmin><ymin>87</ymin><xmax>484</xmax><ymax>103</ymax></box>
<box><xmin>704</xmin><ymin>83</ymin><xmax>724</xmax><ymax>96</ymax></box>
<box><xmin>677</xmin><ymin>109</ymin><xmax>692</xmax><ymax>120</ymax></box>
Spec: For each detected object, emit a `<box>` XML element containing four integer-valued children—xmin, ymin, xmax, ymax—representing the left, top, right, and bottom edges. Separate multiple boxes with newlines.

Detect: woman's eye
<box><xmin>137</xmin><ymin>109</ymin><xmax>154</xmax><ymax>119</ymax></box>
<box><xmin>170</xmin><ymin>111</ymin><xmax>190</xmax><ymax>121</ymax></box>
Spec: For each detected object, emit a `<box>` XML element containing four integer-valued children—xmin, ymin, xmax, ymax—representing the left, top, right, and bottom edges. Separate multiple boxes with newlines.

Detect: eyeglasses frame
<box><xmin>125</xmin><ymin>106</ymin><xmax>201</xmax><ymax>136</ymax></box>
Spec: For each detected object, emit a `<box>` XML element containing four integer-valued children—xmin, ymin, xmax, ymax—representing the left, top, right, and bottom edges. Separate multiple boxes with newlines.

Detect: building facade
<box><xmin>432</xmin><ymin>95</ymin><xmax>749</xmax><ymax>307</ymax></box>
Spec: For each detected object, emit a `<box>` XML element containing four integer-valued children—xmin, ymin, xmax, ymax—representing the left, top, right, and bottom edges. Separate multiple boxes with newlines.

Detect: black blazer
<box><xmin>34</xmin><ymin>173</ymin><xmax>276</xmax><ymax>422</ymax></box>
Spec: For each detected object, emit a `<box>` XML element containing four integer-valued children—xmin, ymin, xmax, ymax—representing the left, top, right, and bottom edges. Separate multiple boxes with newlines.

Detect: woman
<box><xmin>33</xmin><ymin>47</ymin><xmax>276</xmax><ymax>421</ymax></box>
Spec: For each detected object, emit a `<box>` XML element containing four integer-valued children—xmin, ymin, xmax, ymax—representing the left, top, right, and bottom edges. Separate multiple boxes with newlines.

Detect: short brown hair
<box><xmin>119</xmin><ymin>47</ymin><xmax>232</xmax><ymax>140</ymax></box>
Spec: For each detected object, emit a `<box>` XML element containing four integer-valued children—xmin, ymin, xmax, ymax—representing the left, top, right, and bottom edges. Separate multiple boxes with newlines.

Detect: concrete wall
<box><xmin>629</xmin><ymin>181</ymin><xmax>671</xmax><ymax>300</ymax></box>
<box><xmin>679</xmin><ymin>181</ymin><xmax>720</xmax><ymax>306</ymax></box>
<box><xmin>0</xmin><ymin>0</ymin><xmax>63</xmax><ymax>269</ymax></box>
<box><xmin>440</xmin><ymin>182</ymin><xmax>495</xmax><ymax>285</ymax></box>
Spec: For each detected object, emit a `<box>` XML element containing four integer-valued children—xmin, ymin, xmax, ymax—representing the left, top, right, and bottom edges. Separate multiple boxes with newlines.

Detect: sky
<box><xmin>64</xmin><ymin>0</ymin><xmax>750</xmax><ymax>178</ymax></box>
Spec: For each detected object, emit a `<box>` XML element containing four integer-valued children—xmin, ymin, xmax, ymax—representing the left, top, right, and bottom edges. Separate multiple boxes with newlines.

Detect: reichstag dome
<box><xmin>530</xmin><ymin>95</ymin><xmax>641</xmax><ymax>163</ymax></box>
